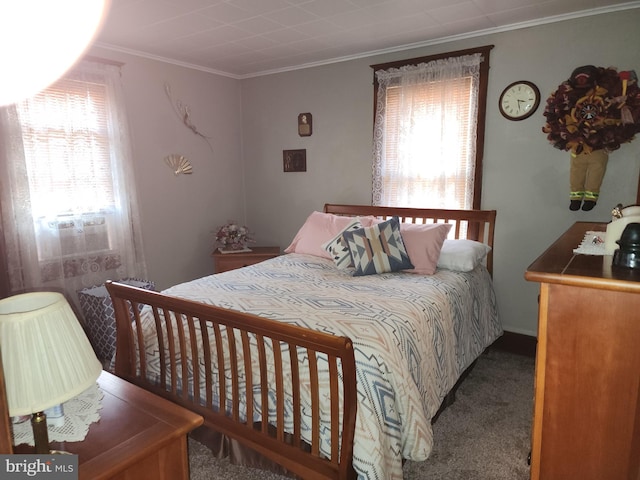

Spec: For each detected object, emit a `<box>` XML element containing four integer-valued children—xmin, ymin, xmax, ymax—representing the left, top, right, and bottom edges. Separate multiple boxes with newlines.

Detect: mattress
<box><xmin>138</xmin><ymin>253</ymin><xmax>501</xmax><ymax>480</ymax></box>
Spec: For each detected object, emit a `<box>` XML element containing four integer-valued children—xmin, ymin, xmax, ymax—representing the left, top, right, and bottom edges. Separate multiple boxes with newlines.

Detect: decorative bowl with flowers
<box><xmin>215</xmin><ymin>221</ymin><xmax>255</xmax><ymax>252</ymax></box>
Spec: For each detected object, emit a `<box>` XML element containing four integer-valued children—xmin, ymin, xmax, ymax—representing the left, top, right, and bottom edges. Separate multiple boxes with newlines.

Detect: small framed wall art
<box><xmin>298</xmin><ymin>113</ymin><xmax>312</xmax><ymax>136</ymax></box>
<box><xmin>283</xmin><ymin>149</ymin><xmax>306</xmax><ymax>172</ymax></box>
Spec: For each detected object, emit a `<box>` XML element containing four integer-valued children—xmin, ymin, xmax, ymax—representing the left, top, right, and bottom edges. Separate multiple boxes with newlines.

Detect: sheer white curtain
<box><xmin>0</xmin><ymin>59</ymin><xmax>146</xmax><ymax>309</ymax></box>
<box><xmin>372</xmin><ymin>53</ymin><xmax>483</xmax><ymax>209</ymax></box>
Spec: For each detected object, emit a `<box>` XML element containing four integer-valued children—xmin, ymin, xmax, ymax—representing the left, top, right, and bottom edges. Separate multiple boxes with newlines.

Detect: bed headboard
<box><xmin>323</xmin><ymin>204</ymin><xmax>496</xmax><ymax>275</ymax></box>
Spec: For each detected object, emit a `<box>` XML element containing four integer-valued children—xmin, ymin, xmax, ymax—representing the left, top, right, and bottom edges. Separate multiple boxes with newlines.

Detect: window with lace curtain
<box><xmin>17</xmin><ymin>75</ymin><xmax>116</xmax><ymax>260</ymax></box>
<box><xmin>371</xmin><ymin>46</ymin><xmax>492</xmax><ymax>210</ymax></box>
<box><xmin>0</xmin><ymin>58</ymin><xmax>146</xmax><ymax>305</ymax></box>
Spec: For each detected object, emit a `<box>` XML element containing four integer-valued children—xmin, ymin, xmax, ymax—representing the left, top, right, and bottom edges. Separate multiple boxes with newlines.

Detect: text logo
<box><xmin>0</xmin><ymin>455</ymin><xmax>78</xmax><ymax>479</ymax></box>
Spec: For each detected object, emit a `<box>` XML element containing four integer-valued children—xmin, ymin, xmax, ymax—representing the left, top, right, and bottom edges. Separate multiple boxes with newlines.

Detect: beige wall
<box><xmin>88</xmin><ymin>46</ymin><xmax>245</xmax><ymax>290</ymax></box>
<box><xmin>87</xmin><ymin>8</ymin><xmax>640</xmax><ymax>337</ymax></box>
<box><xmin>240</xmin><ymin>9</ymin><xmax>640</xmax><ymax>336</ymax></box>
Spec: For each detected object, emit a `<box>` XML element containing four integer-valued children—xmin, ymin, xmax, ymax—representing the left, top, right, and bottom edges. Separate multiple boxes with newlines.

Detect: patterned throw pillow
<box><xmin>342</xmin><ymin>216</ymin><xmax>414</xmax><ymax>276</ymax></box>
<box><xmin>321</xmin><ymin>217</ymin><xmax>363</xmax><ymax>269</ymax></box>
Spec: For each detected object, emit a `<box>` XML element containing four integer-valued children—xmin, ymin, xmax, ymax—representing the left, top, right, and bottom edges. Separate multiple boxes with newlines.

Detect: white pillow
<box><xmin>437</xmin><ymin>239</ymin><xmax>491</xmax><ymax>272</ymax></box>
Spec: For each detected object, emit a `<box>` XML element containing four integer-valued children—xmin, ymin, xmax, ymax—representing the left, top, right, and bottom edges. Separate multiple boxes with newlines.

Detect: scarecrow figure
<box><xmin>542</xmin><ymin>65</ymin><xmax>640</xmax><ymax>211</ymax></box>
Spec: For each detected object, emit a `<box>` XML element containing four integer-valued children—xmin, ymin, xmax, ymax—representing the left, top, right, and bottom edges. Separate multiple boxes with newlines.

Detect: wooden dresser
<box><xmin>525</xmin><ymin>221</ymin><xmax>640</xmax><ymax>480</ymax></box>
<box><xmin>212</xmin><ymin>246</ymin><xmax>280</xmax><ymax>273</ymax></box>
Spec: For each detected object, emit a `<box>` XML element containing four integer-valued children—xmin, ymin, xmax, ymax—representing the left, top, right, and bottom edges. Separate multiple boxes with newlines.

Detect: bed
<box><xmin>106</xmin><ymin>204</ymin><xmax>502</xmax><ymax>480</ymax></box>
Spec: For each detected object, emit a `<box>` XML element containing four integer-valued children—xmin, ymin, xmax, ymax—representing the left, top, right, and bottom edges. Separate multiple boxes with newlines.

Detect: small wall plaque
<box><xmin>283</xmin><ymin>149</ymin><xmax>306</xmax><ymax>172</ymax></box>
<box><xmin>298</xmin><ymin>113</ymin><xmax>312</xmax><ymax>136</ymax></box>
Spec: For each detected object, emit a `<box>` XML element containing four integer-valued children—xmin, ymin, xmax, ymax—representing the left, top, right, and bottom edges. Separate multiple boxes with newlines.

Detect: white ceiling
<box><xmin>95</xmin><ymin>0</ymin><xmax>640</xmax><ymax>79</ymax></box>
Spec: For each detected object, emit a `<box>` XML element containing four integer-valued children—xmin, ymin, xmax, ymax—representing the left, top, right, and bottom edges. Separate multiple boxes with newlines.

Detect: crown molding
<box><xmin>95</xmin><ymin>2</ymin><xmax>640</xmax><ymax>80</ymax></box>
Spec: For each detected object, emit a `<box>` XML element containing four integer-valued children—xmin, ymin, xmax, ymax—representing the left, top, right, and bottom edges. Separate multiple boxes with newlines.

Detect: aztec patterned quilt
<box><xmin>137</xmin><ymin>253</ymin><xmax>501</xmax><ymax>480</ymax></box>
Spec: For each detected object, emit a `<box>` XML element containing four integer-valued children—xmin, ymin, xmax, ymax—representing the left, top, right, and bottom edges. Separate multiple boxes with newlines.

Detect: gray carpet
<box><xmin>188</xmin><ymin>348</ymin><xmax>534</xmax><ymax>479</ymax></box>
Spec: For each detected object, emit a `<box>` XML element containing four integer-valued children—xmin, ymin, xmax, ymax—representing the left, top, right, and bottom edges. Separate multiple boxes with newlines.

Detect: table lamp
<box><xmin>0</xmin><ymin>291</ymin><xmax>102</xmax><ymax>453</ymax></box>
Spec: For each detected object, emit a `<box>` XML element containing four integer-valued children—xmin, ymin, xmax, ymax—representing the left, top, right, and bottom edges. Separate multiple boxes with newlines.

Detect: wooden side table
<box><xmin>212</xmin><ymin>246</ymin><xmax>280</xmax><ymax>273</ymax></box>
<box><xmin>14</xmin><ymin>371</ymin><xmax>203</xmax><ymax>480</ymax></box>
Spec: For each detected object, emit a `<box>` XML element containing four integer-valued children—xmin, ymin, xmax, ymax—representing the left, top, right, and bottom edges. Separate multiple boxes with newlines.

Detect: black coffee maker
<box><xmin>612</xmin><ymin>222</ymin><xmax>640</xmax><ymax>269</ymax></box>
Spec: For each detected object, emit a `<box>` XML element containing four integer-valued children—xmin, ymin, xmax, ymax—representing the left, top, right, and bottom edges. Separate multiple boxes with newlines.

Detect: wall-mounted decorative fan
<box><xmin>164</xmin><ymin>154</ymin><xmax>193</xmax><ymax>175</ymax></box>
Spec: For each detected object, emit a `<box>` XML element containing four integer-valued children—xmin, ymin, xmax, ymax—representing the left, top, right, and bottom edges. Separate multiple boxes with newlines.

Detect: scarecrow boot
<box><xmin>570</xmin><ymin>198</ymin><xmax>583</xmax><ymax>211</ymax></box>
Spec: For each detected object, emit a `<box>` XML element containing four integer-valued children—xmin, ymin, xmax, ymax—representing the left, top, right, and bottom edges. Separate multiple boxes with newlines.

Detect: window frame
<box><xmin>14</xmin><ymin>71</ymin><xmax>120</xmax><ymax>263</ymax></box>
<box><xmin>370</xmin><ymin>45</ymin><xmax>493</xmax><ymax>210</ymax></box>
<box><xmin>0</xmin><ymin>56</ymin><xmax>146</xmax><ymax>297</ymax></box>
<box><xmin>16</xmin><ymin>74</ymin><xmax>116</xmax><ymax>219</ymax></box>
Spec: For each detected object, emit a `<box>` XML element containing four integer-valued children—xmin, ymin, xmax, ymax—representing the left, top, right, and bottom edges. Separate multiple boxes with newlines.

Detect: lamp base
<box><xmin>31</xmin><ymin>412</ymin><xmax>50</xmax><ymax>454</ymax></box>
<box><xmin>31</xmin><ymin>412</ymin><xmax>73</xmax><ymax>455</ymax></box>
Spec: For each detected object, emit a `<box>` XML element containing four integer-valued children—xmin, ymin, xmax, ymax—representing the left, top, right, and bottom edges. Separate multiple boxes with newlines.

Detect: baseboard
<box><xmin>490</xmin><ymin>331</ymin><xmax>537</xmax><ymax>358</ymax></box>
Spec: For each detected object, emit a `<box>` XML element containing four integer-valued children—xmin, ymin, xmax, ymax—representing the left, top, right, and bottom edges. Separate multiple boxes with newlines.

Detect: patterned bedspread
<box><xmin>141</xmin><ymin>253</ymin><xmax>501</xmax><ymax>480</ymax></box>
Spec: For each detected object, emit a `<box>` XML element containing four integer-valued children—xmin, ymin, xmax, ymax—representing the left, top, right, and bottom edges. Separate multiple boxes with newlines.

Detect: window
<box><xmin>0</xmin><ymin>58</ymin><xmax>146</xmax><ymax>302</ymax></box>
<box><xmin>371</xmin><ymin>46</ymin><xmax>492</xmax><ymax>210</ymax></box>
<box><xmin>16</xmin><ymin>74</ymin><xmax>116</xmax><ymax>260</ymax></box>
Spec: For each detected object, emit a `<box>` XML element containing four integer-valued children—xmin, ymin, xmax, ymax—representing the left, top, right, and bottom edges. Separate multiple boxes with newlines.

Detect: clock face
<box><xmin>499</xmin><ymin>81</ymin><xmax>540</xmax><ymax>120</ymax></box>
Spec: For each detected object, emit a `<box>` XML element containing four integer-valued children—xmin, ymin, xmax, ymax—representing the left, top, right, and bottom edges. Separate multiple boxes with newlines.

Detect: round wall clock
<box><xmin>498</xmin><ymin>80</ymin><xmax>541</xmax><ymax>121</ymax></box>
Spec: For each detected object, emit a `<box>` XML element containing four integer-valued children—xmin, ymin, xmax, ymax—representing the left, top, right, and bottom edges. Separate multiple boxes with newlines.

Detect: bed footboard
<box><xmin>105</xmin><ymin>280</ymin><xmax>357</xmax><ymax>480</ymax></box>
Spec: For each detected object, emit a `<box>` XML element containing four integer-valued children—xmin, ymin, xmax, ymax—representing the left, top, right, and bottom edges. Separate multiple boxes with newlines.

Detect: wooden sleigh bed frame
<box><xmin>105</xmin><ymin>204</ymin><xmax>497</xmax><ymax>480</ymax></box>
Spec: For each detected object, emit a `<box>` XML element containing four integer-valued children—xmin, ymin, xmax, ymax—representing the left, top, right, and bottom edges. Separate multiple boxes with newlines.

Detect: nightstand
<box><xmin>212</xmin><ymin>246</ymin><xmax>280</xmax><ymax>273</ymax></box>
<box><xmin>14</xmin><ymin>371</ymin><xmax>203</xmax><ymax>480</ymax></box>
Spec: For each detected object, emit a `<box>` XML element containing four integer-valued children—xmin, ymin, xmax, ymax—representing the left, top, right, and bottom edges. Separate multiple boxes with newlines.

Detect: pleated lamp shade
<box><xmin>0</xmin><ymin>291</ymin><xmax>102</xmax><ymax>416</ymax></box>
